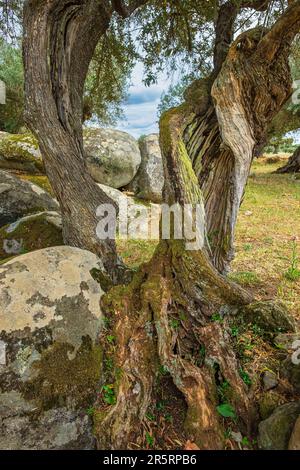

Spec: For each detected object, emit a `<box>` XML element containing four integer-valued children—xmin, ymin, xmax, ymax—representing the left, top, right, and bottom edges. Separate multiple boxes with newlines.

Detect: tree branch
<box><xmin>256</xmin><ymin>0</ymin><xmax>300</xmax><ymax>61</ymax></box>
<box><xmin>112</xmin><ymin>0</ymin><xmax>148</xmax><ymax>17</ymax></box>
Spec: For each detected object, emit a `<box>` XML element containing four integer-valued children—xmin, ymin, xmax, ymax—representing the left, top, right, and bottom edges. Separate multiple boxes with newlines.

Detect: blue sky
<box><xmin>115</xmin><ymin>63</ymin><xmax>173</xmax><ymax>138</ymax></box>
<box><xmin>114</xmin><ymin>62</ymin><xmax>300</xmax><ymax>143</ymax></box>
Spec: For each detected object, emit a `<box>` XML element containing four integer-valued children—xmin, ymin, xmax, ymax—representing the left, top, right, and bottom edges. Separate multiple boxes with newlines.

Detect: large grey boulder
<box><xmin>0</xmin><ymin>246</ymin><xmax>105</xmax><ymax>449</ymax></box>
<box><xmin>0</xmin><ymin>170</ymin><xmax>59</xmax><ymax>227</ymax></box>
<box><xmin>84</xmin><ymin>128</ymin><xmax>141</xmax><ymax>189</ymax></box>
<box><xmin>0</xmin><ymin>132</ymin><xmax>44</xmax><ymax>174</ymax></box>
<box><xmin>258</xmin><ymin>402</ymin><xmax>300</xmax><ymax>450</ymax></box>
<box><xmin>127</xmin><ymin>134</ymin><xmax>164</xmax><ymax>203</ymax></box>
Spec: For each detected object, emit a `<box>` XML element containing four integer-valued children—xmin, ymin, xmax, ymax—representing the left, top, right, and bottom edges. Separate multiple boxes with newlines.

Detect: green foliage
<box><xmin>264</xmin><ymin>136</ymin><xmax>295</xmax><ymax>154</ymax></box>
<box><xmin>102</xmin><ymin>384</ymin><xmax>116</xmax><ymax>406</ymax></box>
<box><xmin>145</xmin><ymin>432</ymin><xmax>154</xmax><ymax>447</ymax></box>
<box><xmin>211</xmin><ymin>313</ymin><xmax>223</xmax><ymax>323</ymax></box>
<box><xmin>216</xmin><ymin>403</ymin><xmax>236</xmax><ymax>419</ymax></box>
<box><xmin>239</xmin><ymin>368</ymin><xmax>252</xmax><ymax>386</ymax></box>
<box><xmin>284</xmin><ymin>240</ymin><xmax>300</xmax><ymax>282</ymax></box>
<box><xmin>84</xmin><ymin>19</ymin><xmax>137</xmax><ymax>126</ymax></box>
<box><xmin>0</xmin><ymin>38</ymin><xmax>24</xmax><ymax>133</ymax></box>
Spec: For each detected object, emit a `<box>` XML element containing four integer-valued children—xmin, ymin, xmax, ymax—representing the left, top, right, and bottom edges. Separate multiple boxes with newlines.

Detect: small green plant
<box><xmin>146</xmin><ymin>412</ymin><xmax>155</xmax><ymax>421</ymax></box>
<box><xmin>104</xmin><ymin>357</ymin><xmax>114</xmax><ymax>371</ymax></box>
<box><xmin>251</xmin><ymin>323</ymin><xmax>264</xmax><ymax>337</ymax></box>
<box><xmin>241</xmin><ymin>436</ymin><xmax>250</xmax><ymax>447</ymax></box>
<box><xmin>243</xmin><ymin>243</ymin><xmax>252</xmax><ymax>252</ymax></box>
<box><xmin>164</xmin><ymin>413</ymin><xmax>173</xmax><ymax>423</ymax></box>
<box><xmin>169</xmin><ymin>318</ymin><xmax>180</xmax><ymax>329</ymax></box>
<box><xmin>211</xmin><ymin>313</ymin><xmax>223</xmax><ymax>323</ymax></box>
<box><xmin>217</xmin><ymin>403</ymin><xmax>236</xmax><ymax>419</ymax></box>
<box><xmin>102</xmin><ymin>384</ymin><xmax>116</xmax><ymax>405</ymax></box>
<box><xmin>146</xmin><ymin>432</ymin><xmax>154</xmax><ymax>447</ymax></box>
<box><xmin>224</xmin><ymin>427</ymin><xmax>232</xmax><ymax>439</ymax></box>
<box><xmin>86</xmin><ymin>406</ymin><xmax>95</xmax><ymax>416</ymax></box>
<box><xmin>239</xmin><ymin>368</ymin><xmax>252</xmax><ymax>386</ymax></box>
<box><xmin>103</xmin><ymin>316</ymin><xmax>111</xmax><ymax>328</ymax></box>
<box><xmin>156</xmin><ymin>401</ymin><xmax>165</xmax><ymax>411</ymax></box>
<box><xmin>106</xmin><ymin>335</ymin><xmax>115</xmax><ymax>344</ymax></box>
<box><xmin>284</xmin><ymin>240</ymin><xmax>300</xmax><ymax>282</ymax></box>
<box><xmin>158</xmin><ymin>365</ymin><xmax>170</xmax><ymax>376</ymax></box>
<box><xmin>231</xmin><ymin>326</ymin><xmax>239</xmax><ymax>337</ymax></box>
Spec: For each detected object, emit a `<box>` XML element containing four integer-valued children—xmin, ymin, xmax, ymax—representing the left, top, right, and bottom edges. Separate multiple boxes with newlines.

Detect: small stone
<box><xmin>263</xmin><ymin>370</ymin><xmax>278</xmax><ymax>391</ymax></box>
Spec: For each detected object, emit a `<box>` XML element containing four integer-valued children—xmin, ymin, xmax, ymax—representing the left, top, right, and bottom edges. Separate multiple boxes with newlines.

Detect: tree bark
<box><xmin>276</xmin><ymin>146</ymin><xmax>300</xmax><ymax>173</ymax></box>
<box><xmin>183</xmin><ymin>1</ymin><xmax>300</xmax><ymax>273</ymax></box>
<box><xmin>22</xmin><ymin>0</ymin><xmax>129</xmax><ymax>283</ymax></box>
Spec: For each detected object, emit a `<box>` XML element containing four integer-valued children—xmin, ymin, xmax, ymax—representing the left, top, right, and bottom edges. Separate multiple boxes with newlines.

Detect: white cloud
<box><xmin>115</xmin><ymin>63</ymin><xmax>172</xmax><ymax>139</ymax></box>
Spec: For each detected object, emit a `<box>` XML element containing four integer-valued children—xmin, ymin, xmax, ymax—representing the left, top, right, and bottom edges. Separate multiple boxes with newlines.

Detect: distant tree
<box><xmin>265</xmin><ymin>136</ymin><xmax>294</xmax><ymax>153</ymax></box>
<box><xmin>275</xmin><ymin>36</ymin><xmax>300</xmax><ymax>172</ymax></box>
<box><xmin>0</xmin><ymin>38</ymin><xmax>24</xmax><ymax>133</ymax></box>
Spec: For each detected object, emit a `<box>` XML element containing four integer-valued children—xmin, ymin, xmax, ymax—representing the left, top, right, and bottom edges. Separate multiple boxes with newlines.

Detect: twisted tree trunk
<box><xmin>276</xmin><ymin>145</ymin><xmax>300</xmax><ymax>173</ymax></box>
<box><xmin>23</xmin><ymin>0</ymin><xmax>127</xmax><ymax>283</ymax></box>
<box><xmin>185</xmin><ymin>1</ymin><xmax>300</xmax><ymax>272</ymax></box>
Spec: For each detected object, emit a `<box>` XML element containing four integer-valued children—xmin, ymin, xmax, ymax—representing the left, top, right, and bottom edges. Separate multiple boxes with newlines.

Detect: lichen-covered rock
<box><xmin>0</xmin><ymin>246</ymin><xmax>105</xmax><ymax>449</ymax></box>
<box><xmin>289</xmin><ymin>416</ymin><xmax>300</xmax><ymax>450</ymax></box>
<box><xmin>0</xmin><ymin>170</ymin><xmax>59</xmax><ymax>227</ymax></box>
<box><xmin>239</xmin><ymin>301</ymin><xmax>295</xmax><ymax>333</ymax></box>
<box><xmin>127</xmin><ymin>134</ymin><xmax>164</xmax><ymax>203</ymax></box>
<box><xmin>84</xmin><ymin>128</ymin><xmax>141</xmax><ymax>188</ymax></box>
<box><xmin>0</xmin><ymin>211</ymin><xmax>63</xmax><ymax>262</ymax></box>
<box><xmin>258</xmin><ymin>402</ymin><xmax>300</xmax><ymax>450</ymax></box>
<box><xmin>0</xmin><ymin>132</ymin><xmax>44</xmax><ymax>174</ymax></box>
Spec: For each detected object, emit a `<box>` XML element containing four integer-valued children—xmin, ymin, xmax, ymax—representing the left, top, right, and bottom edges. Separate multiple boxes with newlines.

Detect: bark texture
<box><xmin>23</xmin><ymin>0</ymin><xmax>126</xmax><ymax>283</ymax></box>
<box><xmin>183</xmin><ymin>1</ymin><xmax>300</xmax><ymax>273</ymax></box>
<box><xmin>276</xmin><ymin>146</ymin><xmax>300</xmax><ymax>173</ymax></box>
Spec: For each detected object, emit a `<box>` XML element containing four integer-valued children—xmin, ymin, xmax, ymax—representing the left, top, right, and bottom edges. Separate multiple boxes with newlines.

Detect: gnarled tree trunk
<box><xmin>184</xmin><ymin>1</ymin><xmax>300</xmax><ymax>273</ymax></box>
<box><xmin>23</xmin><ymin>0</ymin><xmax>127</xmax><ymax>283</ymax></box>
<box><xmin>276</xmin><ymin>145</ymin><xmax>300</xmax><ymax>173</ymax></box>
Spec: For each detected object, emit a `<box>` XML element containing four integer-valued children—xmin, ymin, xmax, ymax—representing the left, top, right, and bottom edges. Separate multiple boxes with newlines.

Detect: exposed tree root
<box><xmin>95</xmin><ymin>241</ymin><xmax>254</xmax><ymax>450</ymax></box>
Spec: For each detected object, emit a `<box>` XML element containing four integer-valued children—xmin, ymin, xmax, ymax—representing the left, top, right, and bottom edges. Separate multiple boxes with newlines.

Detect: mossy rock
<box><xmin>259</xmin><ymin>391</ymin><xmax>283</xmax><ymax>420</ymax></box>
<box><xmin>239</xmin><ymin>301</ymin><xmax>295</xmax><ymax>334</ymax></box>
<box><xmin>0</xmin><ymin>170</ymin><xmax>59</xmax><ymax>227</ymax></box>
<box><xmin>0</xmin><ymin>132</ymin><xmax>44</xmax><ymax>174</ymax></box>
<box><xmin>0</xmin><ymin>211</ymin><xmax>63</xmax><ymax>262</ymax></box>
<box><xmin>258</xmin><ymin>402</ymin><xmax>300</xmax><ymax>450</ymax></box>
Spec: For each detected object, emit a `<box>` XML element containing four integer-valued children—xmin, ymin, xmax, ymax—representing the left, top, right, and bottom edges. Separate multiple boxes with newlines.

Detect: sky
<box><xmin>105</xmin><ymin>61</ymin><xmax>300</xmax><ymax>144</ymax></box>
<box><xmin>114</xmin><ymin>62</ymin><xmax>173</xmax><ymax>139</ymax></box>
